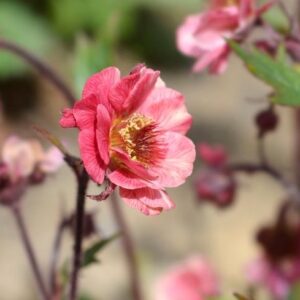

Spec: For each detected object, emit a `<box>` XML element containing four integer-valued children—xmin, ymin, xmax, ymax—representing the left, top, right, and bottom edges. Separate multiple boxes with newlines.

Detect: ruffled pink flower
<box><xmin>155</xmin><ymin>256</ymin><xmax>219</xmax><ymax>300</ymax></box>
<box><xmin>176</xmin><ymin>0</ymin><xmax>273</xmax><ymax>74</ymax></box>
<box><xmin>247</xmin><ymin>257</ymin><xmax>300</xmax><ymax>300</ymax></box>
<box><xmin>60</xmin><ymin>64</ymin><xmax>195</xmax><ymax>216</ymax></box>
<box><xmin>2</xmin><ymin>136</ymin><xmax>63</xmax><ymax>181</ymax></box>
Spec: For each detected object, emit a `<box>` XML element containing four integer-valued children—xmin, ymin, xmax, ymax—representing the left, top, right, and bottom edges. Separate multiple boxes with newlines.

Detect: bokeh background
<box><xmin>0</xmin><ymin>0</ymin><xmax>297</xmax><ymax>299</ymax></box>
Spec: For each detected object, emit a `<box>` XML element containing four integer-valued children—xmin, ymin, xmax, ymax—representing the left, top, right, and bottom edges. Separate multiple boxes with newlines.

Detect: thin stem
<box><xmin>110</xmin><ymin>192</ymin><xmax>143</xmax><ymax>300</ymax></box>
<box><xmin>229</xmin><ymin>162</ymin><xmax>300</xmax><ymax>200</ymax></box>
<box><xmin>68</xmin><ymin>169</ymin><xmax>89</xmax><ymax>300</ymax></box>
<box><xmin>0</xmin><ymin>39</ymin><xmax>76</xmax><ymax>106</ymax></box>
<box><xmin>49</xmin><ymin>217</ymin><xmax>68</xmax><ymax>294</ymax></box>
<box><xmin>295</xmin><ymin>110</ymin><xmax>300</xmax><ymax>186</ymax></box>
<box><xmin>11</xmin><ymin>204</ymin><xmax>50</xmax><ymax>300</ymax></box>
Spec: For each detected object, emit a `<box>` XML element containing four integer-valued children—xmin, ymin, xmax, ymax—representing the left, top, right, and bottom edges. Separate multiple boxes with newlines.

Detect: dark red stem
<box><xmin>0</xmin><ymin>39</ymin><xmax>76</xmax><ymax>106</ymax></box>
<box><xmin>68</xmin><ymin>168</ymin><xmax>89</xmax><ymax>300</ymax></box>
<box><xmin>110</xmin><ymin>192</ymin><xmax>143</xmax><ymax>300</ymax></box>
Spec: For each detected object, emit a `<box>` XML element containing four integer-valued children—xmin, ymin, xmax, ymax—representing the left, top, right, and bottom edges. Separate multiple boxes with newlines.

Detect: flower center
<box><xmin>110</xmin><ymin>113</ymin><xmax>165</xmax><ymax>167</ymax></box>
<box><xmin>225</xmin><ymin>0</ymin><xmax>238</xmax><ymax>5</ymax></box>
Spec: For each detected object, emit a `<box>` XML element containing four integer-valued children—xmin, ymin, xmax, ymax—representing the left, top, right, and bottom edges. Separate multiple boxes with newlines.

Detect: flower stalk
<box><xmin>66</xmin><ymin>161</ymin><xmax>89</xmax><ymax>300</ymax></box>
<box><xmin>0</xmin><ymin>39</ymin><xmax>75</xmax><ymax>105</ymax></box>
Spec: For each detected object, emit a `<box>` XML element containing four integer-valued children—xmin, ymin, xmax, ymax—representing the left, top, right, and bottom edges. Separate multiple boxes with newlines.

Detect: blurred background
<box><xmin>0</xmin><ymin>0</ymin><xmax>297</xmax><ymax>299</ymax></box>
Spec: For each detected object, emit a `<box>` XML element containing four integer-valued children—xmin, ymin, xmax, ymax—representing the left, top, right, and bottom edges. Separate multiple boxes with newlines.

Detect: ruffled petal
<box><xmin>138</xmin><ymin>87</ymin><xmax>192</xmax><ymax>134</ymax></box>
<box><xmin>119</xmin><ymin>187</ymin><xmax>175</xmax><ymax>215</ymax></box>
<box><xmin>72</xmin><ymin>95</ymin><xmax>98</xmax><ymax>130</ymax></box>
<box><xmin>153</xmin><ymin>132</ymin><xmax>196</xmax><ymax>188</ymax></box>
<box><xmin>96</xmin><ymin>104</ymin><xmax>111</xmax><ymax>165</ymax></box>
<box><xmin>109</xmin><ymin>66</ymin><xmax>160</xmax><ymax>114</ymax></box>
<box><xmin>82</xmin><ymin>66</ymin><xmax>121</xmax><ymax>101</ymax></box>
<box><xmin>111</xmin><ymin>148</ymin><xmax>158</xmax><ymax>181</ymax></box>
<box><xmin>78</xmin><ymin>129</ymin><xmax>106</xmax><ymax>184</ymax></box>
<box><xmin>60</xmin><ymin>108</ymin><xmax>76</xmax><ymax>128</ymax></box>
<box><xmin>108</xmin><ymin>169</ymin><xmax>150</xmax><ymax>189</ymax></box>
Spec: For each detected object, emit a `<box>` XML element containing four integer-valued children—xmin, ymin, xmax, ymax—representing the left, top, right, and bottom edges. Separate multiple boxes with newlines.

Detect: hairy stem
<box><xmin>0</xmin><ymin>39</ymin><xmax>75</xmax><ymax>105</ymax></box>
<box><xmin>11</xmin><ymin>204</ymin><xmax>50</xmax><ymax>300</ymax></box>
<box><xmin>110</xmin><ymin>192</ymin><xmax>143</xmax><ymax>300</ymax></box>
<box><xmin>68</xmin><ymin>169</ymin><xmax>89</xmax><ymax>300</ymax></box>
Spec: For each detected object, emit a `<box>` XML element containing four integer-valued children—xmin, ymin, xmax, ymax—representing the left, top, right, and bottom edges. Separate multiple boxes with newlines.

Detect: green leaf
<box><xmin>81</xmin><ymin>233</ymin><xmax>120</xmax><ymax>268</ymax></box>
<box><xmin>262</xmin><ymin>5</ymin><xmax>289</xmax><ymax>33</ymax></box>
<box><xmin>288</xmin><ymin>282</ymin><xmax>300</xmax><ymax>300</ymax></box>
<box><xmin>229</xmin><ymin>41</ymin><xmax>300</xmax><ymax>106</ymax></box>
<box><xmin>73</xmin><ymin>36</ymin><xmax>113</xmax><ymax>97</ymax></box>
<box><xmin>0</xmin><ymin>1</ymin><xmax>55</xmax><ymax>78</ymax></box>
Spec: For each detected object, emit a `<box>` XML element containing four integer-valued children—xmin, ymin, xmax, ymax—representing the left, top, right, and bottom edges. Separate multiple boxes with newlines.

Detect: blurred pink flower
<box><xmin>198</xmin><ymin>143</ymin><xmax>227</xmax><ymax>167</ymax></box>
<box><xmin>247</xmin><ymin>257</ymin><xmax>300</xmax><ymax>300</ymax></box>
<box><xmin>176</xmin><ymin>0</ymin><xmax>273</xmax><ymax>74</ymax></box>
<box><xmin>2</xmin><ymin>136</ymin><xmax>63</xmax><ymax>181</ymax></box>
<box><xmin>195</xmin><ymin>168</ymin><xmax>236</xmax><ymax>207</ymax></box>
<box><xmin>60</xmin><ymin>64</ymin><xmax>195</xmax><ymax>215</ymax></box>
<box><xmin>0</xmin><ymin>136</ymin><xmax>63</xmax><ymax>206</ymax></box>
<box><xmin>155</xmin><ymin>256</ymin><xmax>219</xmax><ymax>300</ymax></box>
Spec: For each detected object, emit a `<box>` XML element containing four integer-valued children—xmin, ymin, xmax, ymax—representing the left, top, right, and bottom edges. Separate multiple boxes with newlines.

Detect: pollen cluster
<box><xmin>110</xmin><ymin>113</ymin><xmax>164</xmax><ymax>166</ymax></box>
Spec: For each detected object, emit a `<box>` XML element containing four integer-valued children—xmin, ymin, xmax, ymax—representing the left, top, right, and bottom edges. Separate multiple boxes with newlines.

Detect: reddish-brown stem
<box><xmin>0</xmin><ymin>39</ymin><xmax>76</xmax><ymax>106</ymax></box>
<box><xmin>110</xmin><ymin>192</ymin><xmax>143</xmax><ymax>300</ymax></box>
<box><xmin>11</xmin><ymin>204</ymin><xmax>50</xmax><ymax>300</ymax></box>
<box><xmin>68</xmin><ymin>168</ymin><xmax>89</xmax><ymax>300</ymax></box>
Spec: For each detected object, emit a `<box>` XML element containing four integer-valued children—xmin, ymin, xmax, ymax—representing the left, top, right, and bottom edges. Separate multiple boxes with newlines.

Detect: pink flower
<box><xmin>0</xmin><ymin>136</ymin><xmax>63</xmax><ymax>206</ymax></box>
<box><xmin>247</xmin><ymin>257</ymin><xmax>300</xmax><ymax>300</ymax></box>
<box><xmin>176</xmin><ymin>0</ymin><xmax>273</xmax><ymax>74</ymax></box>
<box><xmin>195</xmin><ymin>168</ymin><xmax>236</xmax><ymax>207</ymax></box>
<box><xmin>60</xmin><ymin>64</ymin><xmax>195</xmax><ymax>216</ymax></box>
<box><xmin>155</xmin><ymin>256</ymin><xmax>219</xmax><ymax>300</ymax></box>
<box><xmin>198</xmin><ymin>143</ymin><xmax>227</xmax><ymax>167</ymax></box>
<box><xmin>2</xmin><ymin>136</ymin><xmax>63</xmax><ymax>181</ymax></box>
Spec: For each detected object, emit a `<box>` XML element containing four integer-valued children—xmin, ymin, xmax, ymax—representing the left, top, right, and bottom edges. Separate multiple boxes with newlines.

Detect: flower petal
<box><xmin>82</xmin><ymin>66</ymin><xmax>121</xmax><ymax>101</ymax></box>
<box><xmin>72</xmin><ymin>95</ymin><xmax>98</xmax><ymax>130</ymax></box>
<box><xmin>109</xmin><ymin>66</ymin><xmax>160</xmax><ymax>114</ymax></box>
<box><xmin>96</xmin><ymin>104</ymin><xmax>111</xmax><ymax>165</ymax></box>
<box><xmin>138</xmin><ymin>87</ymin><xmax>192</xmax><ymax>134</ymax></box>
<box><xmin>40</xmin><ymin>147</ymin><xmax>64</xmax><ymax>173</ymax></box>
<box><xmin>119</xmin><ymin>187</ymin><xmax>175</xmax><ymax>215</ymax></box>
<box><xmin>78</xmin><ymin>129</ymin><xmax>106</xmax><ymax>184</ymax></box>
<box><xmin>60</xmin><ymin>108</ymin><xmax>76</xmax><ymax>128</ymax></box>
<box><xmin>153</xmin><ymin>132</ymin><xmax>196</xmax><ymax>188</ymax></box>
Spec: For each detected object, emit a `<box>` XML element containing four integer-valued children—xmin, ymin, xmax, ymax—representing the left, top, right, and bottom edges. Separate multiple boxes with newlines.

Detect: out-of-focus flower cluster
<box><xmin>0</xmin><ymin>136</ymin><xmax>63</xmax><ymax>206</ymax></box>
<box><xmin>176</xmin><ymin>0</ymin><xmax>274</xmax><ymax>74</ymax></box>
<box><xmin>247</xmin><ymin>202</ymin><xmax>300</xmax><ymax>299</ymax></box>
<box><xmin>195</xmin><ymin>143</ymin><xmax>236</xmax><ymax>207</ymax></box>
<box><xmin>155</xmin><ymin>256</ymin><xmax>219</xmax><ymax>300</ymax></box>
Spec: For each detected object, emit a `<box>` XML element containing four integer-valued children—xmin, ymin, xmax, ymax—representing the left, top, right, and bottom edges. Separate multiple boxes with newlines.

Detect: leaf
<box><xmin>288</xmin><ymin>282</ymin><xmax>300</xmax><ymax>300</ymax></box>
<box><xmin>81</xmin><ymin>233</ymin><xmax>120</xmax><ymax>268</ymax></box>
<box><xmin>262</xmin><ymin>5</ymin><xmax>289</xmax><ymax>33</ymax></box>
<box><xmin>32</xmin><ymin>125</ymin><xmax>68</xmax><ymax>155</ymax></box>
<box><xmin>229</xmin><ymin>41</ymin><xmax>300</xmax><ymax>106</ymax></box>
<box><xmin>0</xmin><ymin>2</ymin><xmax>55</xmax><ymax>78</ymax></box>
<box><xmin>73</xmin><ymin>36</ymin><xmax>113</xmax><ymax>97</ymax></box>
